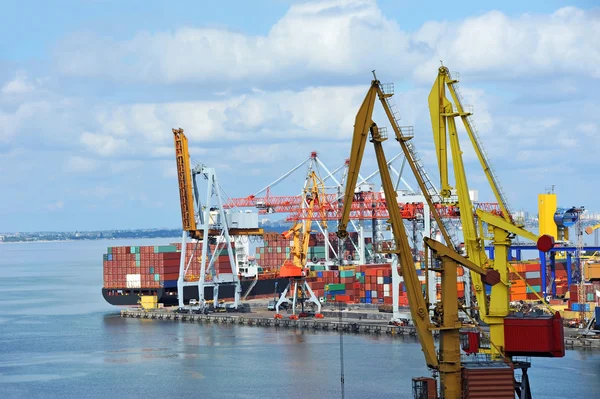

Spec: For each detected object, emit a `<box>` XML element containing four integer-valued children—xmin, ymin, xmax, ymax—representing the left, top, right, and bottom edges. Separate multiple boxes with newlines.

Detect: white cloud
<box><xmin>80</xmin><ymin>132</ymin><xmax>128</xmax><ymax>156</ymax></box>
<box><xmin>54</xmin><ymin>2</ymin><xmax>600</xmax><ymax>85</ymax></box>
<box><xmin>66</xmin><ymin>156</ymin><xmax>98</xmax><ymax>173</ymax></box>
<box><xmin>413</xmin><ymin>7</ymin><xmax>600</xmax><ymax>82</ymax></box>
<box><xmin>54</xmin><ymin>0</ymin><xmax>414</xmax><ymax>84</ymax></box>
<box><xmin>1</xmin><ymin>71</ymin><xmax>35</xmax><ymax>95</ymax></box>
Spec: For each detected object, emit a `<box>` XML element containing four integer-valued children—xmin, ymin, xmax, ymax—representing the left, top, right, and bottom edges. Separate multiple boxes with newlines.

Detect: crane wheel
<box><xmin>274</xmin><ymin>314</ymin><xmax>283</xmax><ymax>319</ymax></box>
<box><xmin>315</xmin><ymin>313</ymin><xmax>324</xmax><ymax>319</ymax></box>
<box><xmin>289</xmin><ymin>314</ymin><xmax>299</xmax><ymax>320</ymax></box>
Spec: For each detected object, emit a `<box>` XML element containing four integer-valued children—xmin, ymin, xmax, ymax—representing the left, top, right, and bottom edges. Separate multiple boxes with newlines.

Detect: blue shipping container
<box><xmin>317</xmin><ymin>272</ymin><xmax>323</xmax><ymax>277</ymax></box>
<box><xmin>572</xmin><ymin>303</ymin><xmax>590</xmax><ymax>312</ymax></box>
<box><xmin>163</xmin><ymin>280</ymin><xmax>177</xmax><ymax>288</ymax></box>
<box><xmin>595</xmin><ymin>308</ymin><xmax>600</xmax><ymax>329</ymax></box>
<box><xmin>108</xmin><ymin>254</ymin><xmax>112</xmax><ymax>261</ymax></box>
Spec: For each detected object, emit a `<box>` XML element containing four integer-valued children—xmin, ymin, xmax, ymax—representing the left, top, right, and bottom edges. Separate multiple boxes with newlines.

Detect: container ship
<box><xmin>103</xmin><ymin>231</ymin><xmax>367</xmax><ymax>306</ymax></box>
<box><xmin>104</xmin><ymin>231</ymin><xmax>464</xmax><ymax>307</ymax></box>
<box><xmin>103</xmin><ymin>230</ymin><xmax>600</xmax><ymax>316</ymax></box>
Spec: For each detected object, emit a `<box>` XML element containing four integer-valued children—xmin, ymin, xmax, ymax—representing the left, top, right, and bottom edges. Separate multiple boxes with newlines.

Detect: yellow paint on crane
<box><xmin>538</xmin><ymin>193</ymin><xmax>558</xmax><ymax>240</ymax></box>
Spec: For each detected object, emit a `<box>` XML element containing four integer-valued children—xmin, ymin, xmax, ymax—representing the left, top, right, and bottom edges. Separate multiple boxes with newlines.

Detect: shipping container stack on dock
<box><xmin>302</xmin><ymin>265</ymin><xmax>409</xmax><ymax>306</ymax></box>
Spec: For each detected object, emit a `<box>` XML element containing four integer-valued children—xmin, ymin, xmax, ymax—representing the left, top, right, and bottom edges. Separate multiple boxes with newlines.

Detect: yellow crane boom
<box><xmin>173</xmin><ymin>128</ymin><xmax>199</xmax><ymax>238</ymax></box>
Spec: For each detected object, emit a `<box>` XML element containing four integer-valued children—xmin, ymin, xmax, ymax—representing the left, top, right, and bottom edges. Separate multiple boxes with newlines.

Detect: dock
<box><xmin>121</xmin><ymin>308</ymin><xmax>600</xmax><ymax>349</ymax></box>
<box><xmin>565</xmin><ymin>337</ymin><xmax>600</xmax><ymax>349</ymax></box>
<box><xmin>120</xmin><ymin>308</ymin><xmax>427</xmax><ymax>337</ymax></box>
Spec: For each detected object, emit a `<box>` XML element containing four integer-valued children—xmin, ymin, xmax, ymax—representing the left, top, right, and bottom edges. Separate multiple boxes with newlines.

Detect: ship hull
<box><xmin>102</xmin><ymin>277</ymin><xmax>291</xmax><ymax>307</ymax></box>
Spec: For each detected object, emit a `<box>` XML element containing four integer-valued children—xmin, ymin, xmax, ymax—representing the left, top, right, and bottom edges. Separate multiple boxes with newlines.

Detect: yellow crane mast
<box><xmin>336</xmin><ymin>81</ymin><xmax>501</xmax><ymax>397</ymax></box>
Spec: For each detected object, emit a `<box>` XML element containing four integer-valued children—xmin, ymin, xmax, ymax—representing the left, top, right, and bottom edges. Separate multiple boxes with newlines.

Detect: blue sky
<box><xmin>1</xmin><ymin>0</ymin><xmax>599</xmax><ymax>232</ymax></box>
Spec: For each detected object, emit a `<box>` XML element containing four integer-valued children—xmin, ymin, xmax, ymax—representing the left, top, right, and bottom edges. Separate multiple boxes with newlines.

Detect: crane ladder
<box><xmin>379</xmin><ymin>83</ymin><xmax>442</xmax><ymax>203</ymax></box>
<box><xmin>446</xmin><ymin>72</ymin><xmax>512</xmax><ymax>219</ymax></box>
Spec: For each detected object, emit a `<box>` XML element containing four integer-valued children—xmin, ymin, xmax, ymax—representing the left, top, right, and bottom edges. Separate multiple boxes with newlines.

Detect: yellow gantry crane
<box><xmin>274</xmin><ymin>171</ymin><xmax>326</xmax><ymax>319</ymax></box>
<box><xmin>336</xmin><ymin>80</ymin><xmax>501</xmax><ymax>397</ymax></box>
<box><xmin>428</xmin><ymin>66</ymin><xmax>557</xmax><ymax>359</ymax></box>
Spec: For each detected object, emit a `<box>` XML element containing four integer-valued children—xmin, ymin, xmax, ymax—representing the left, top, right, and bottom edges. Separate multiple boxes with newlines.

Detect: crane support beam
<box><xmin>437</xmin><ymin>255</ymin><xmax>462</xmax><ymax>398</ymax></box>
<box><xmin>337</xmin><ymin>83</ymin><xmax>378</xmax><ymax>238</ymax></box>
<box><xmin>428</xmin><ymin>70</ymin><xmax>452</xmax><ymax>197</ymax></box>
<box><xmin>371</xmin><ymin>123</ymin><xmax>439</xmax><ymax>369</ymax></box>
<box><xmin>476</xmin><ymin>209</ymin><xmax>538</xmax><ymax>244</ymax></box>
<box><xmin>424</xmin><ymin>237</ymin><xmax>500</xmax><ymax>285</ymax></box>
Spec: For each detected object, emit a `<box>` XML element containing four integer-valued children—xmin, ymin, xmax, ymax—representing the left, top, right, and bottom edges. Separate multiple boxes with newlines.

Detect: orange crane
<box><xmin>274</xmin><ymin>171</ymin><xmax>325</xmax><ymax>319</ymax></box>
<box><xmin>172</xmin><ymin>128</ymin><xmax>263</xmax><ymax>309</ymax></box>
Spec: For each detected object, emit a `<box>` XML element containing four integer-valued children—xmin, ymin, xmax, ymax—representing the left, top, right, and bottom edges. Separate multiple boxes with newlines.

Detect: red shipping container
<box><xmin>504</xmin><ymin>312</ymin><xmax>565</xmax><ymax>357</ymax></box>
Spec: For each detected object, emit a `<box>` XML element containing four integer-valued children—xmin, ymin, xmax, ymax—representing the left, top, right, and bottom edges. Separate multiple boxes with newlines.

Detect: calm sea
<box><xmin>1</xmin><ymin>239</ymin><xmax>599</xmax><ymax>398</ymax></box>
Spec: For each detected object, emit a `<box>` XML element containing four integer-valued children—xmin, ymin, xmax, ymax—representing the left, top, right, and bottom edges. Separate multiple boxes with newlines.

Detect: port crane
<box><xmin>274</xmin><ymin>171</ymin><xmax>325</xmax><ymax>319</ymax></box>
<box><xmin>337</xmin><ymin>71</ymin><xmax>564</xmax><ymax>398</ymax></box>
<box><xmin>172</xmin><ymin>128</ymin><xmax>263</xmax><ymax>309</ymax></box>
<box><xmin>427</xmin><ymin>66</ymin><xmax>561</xmax><ymax>363</ymax></box>
<box><xmin>336</xmin><ymin>78</ymin><xmax>506</xmax><ymax>397</ymax></box>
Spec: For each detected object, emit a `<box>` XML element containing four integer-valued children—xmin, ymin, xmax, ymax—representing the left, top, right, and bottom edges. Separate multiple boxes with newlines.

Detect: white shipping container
<box><xmin>384</xmin><ymin>291</ymin><xmax>390</xmax><ymax>297</ymax></box>
<box><xmin>371</xmin><ymin>290</ymin><xmax>378</xmax><ymax>297</ymax></box>
<box><xmin>525</xmin><ymin>271</ymin><xmax>541</xmax><ymax>279</ymax></box>
<box><xmin>126</xmin><ymin>274</ymin><xmax>141</xmax><ymax>289</ymax></box>
<box><xmin>377</xmin><ymin>277</ymin><xmax>384</xmax><ymax>284</ymax></box>
<box><xmin>384</xmin><ymin>284</ymin><xmax>390</xmax><ymax>292</ymax></box>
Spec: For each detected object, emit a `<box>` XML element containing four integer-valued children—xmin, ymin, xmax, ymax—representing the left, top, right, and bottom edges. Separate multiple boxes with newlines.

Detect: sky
<box><xmin>1</xmin><ymin>0</ymin><xmax>599</xmax><ymax>232</ymax></box>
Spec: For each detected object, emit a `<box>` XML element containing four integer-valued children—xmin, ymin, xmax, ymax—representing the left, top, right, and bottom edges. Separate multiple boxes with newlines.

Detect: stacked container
<box><xmin>103</xmin><ymin>242</ymin><xmax>236</xmax><ymax>290</ymax></box>
<box><xmin>103</xmin><ymin>245</ymin><xmax>180</xmax><ymax>289</ymax></box>
<box><xmin>256</xmin><ymin>232</ymin><xmax>290</xmax><ymax>272</ymax></box>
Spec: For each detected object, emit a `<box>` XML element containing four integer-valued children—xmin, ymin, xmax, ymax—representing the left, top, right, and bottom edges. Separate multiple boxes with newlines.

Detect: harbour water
<box><xmin>1</xmin><ymin>239</ymin><xmax>599</xmax><ymax>398</ymax></box>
